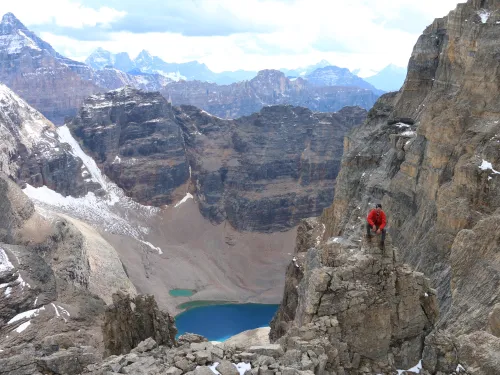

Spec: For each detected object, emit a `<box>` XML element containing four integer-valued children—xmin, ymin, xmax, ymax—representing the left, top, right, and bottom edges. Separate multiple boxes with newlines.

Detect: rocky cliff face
<box><xmin>162</xmin><ymin>70</ymin><xmax>379</xmax><ymax>120</ymax></box>
<box><xmin>320</xmin><ymin>1</ymin><xmax>500</xmax><ymax>373</ymax></box>
<box><xmin>69</xmin><ymin>88</ymin><xmax>190</xmax><ymax>206</ymax></box>
<box><xmin>70</xmin><ymin>87</ymin><xmax>366</xmax><ymax>230</ymax></box>
<box><xmin>0</xmin><ymin>83</ymin><xmax>99</xmax><ymax>197</ymax></box>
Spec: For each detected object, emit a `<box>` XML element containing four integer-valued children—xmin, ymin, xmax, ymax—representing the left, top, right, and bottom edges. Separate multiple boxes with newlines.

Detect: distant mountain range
<box><xmin>86</xmin><ymin>49</ymin><xmax>395</xmax><ymax>94</ymax></box>
<box><xmin>352</xmin><ymin>64</ymin><xmax>407</xmax><ymax>92</ymax></box>
<box><xmin>363</xmin><ymin>64</ymin><xmax>407</xmax><ymax>92</ymax></box>
<box><xmin>86</xmin><ymin>48</ymin><xmax>258</xmax><ymax>85</ymax></box>
<box><xmin>0</xmin><ymin>12</ymin><xmax>392</xmax><ymax>124</ymax></box>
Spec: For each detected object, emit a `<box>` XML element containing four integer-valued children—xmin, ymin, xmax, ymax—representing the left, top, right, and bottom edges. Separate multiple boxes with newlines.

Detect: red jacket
<box><xmin>367</xmin><ymin>209</ymin><xmax>387</xmax><ymax>230</ymax></box>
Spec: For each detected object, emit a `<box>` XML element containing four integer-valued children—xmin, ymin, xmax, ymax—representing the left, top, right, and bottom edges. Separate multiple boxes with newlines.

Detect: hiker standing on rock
<box><xmin>366</xmin><ymin>203</ymin><xmax>386</xmax><ymax>247</ymax></box>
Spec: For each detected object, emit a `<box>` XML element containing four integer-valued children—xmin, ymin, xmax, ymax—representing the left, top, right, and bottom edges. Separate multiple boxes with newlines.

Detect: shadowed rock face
<box><xmin>319</xmin><ymin>0</ymin><xmax>500</xmax><ymax>373</ymax></box>
<box><xmin>70</xmin><ymin>87</ymin><xmax>367</xmax><ymax>231</ymax></box>
<box><xmin>69</xmin><ymin>88</ymin><xmax>190</xmax><ymax>206</ymax></box>
<box><xmin>102</xmin><ymin>292</ymin><xmax>177</xmax><ymax>357</ymax></box>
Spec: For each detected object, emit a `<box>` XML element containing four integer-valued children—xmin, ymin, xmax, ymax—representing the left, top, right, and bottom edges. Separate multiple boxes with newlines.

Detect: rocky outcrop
<box><xmin>319</xmin><ymin>1</ymin><xmax>500</xmax><ymax>373</ymax></box>
<box><xmin>269</xmin><ymin>218</ymin><xmax>324</xmax><ymax>341</ymax></box>
<box><xmin>102</xmin><ymin>292</ymin><xmax>177</xmax><ymax>357</ymax></box>
<box><xmin>270</xmin><ymin>217</ymin><xmax>438</xmax><ymax>373</ymax></box>
<box><xmin>70</xmin><ymin>87</ymin><xmax>366</xmax><ymax>230</ymax></box>
<box><xmin>162</xmin><ymin>69</ymin><xmax>379</xmax><ymax>119</ymax></box>
<box><xmin>85</xmin><ymin>229</ymin><xmax>438</xmax><ymax>375</ymax></box>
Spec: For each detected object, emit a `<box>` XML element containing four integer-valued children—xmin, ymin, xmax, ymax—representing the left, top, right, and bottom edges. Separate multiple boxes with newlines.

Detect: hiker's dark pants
<box><xmin>366</xmin><ymin>223</ymin><xmax>386</xmax><ymax>242</ymax></box>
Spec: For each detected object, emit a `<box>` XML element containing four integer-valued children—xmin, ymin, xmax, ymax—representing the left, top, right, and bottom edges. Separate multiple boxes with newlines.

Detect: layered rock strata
<box><xmin>319</xmin><ymin>0</ymin><xmax>500</xmax><ymax>373</ymax></box>
<box><xmin>70</xmin><ymin>87</ymin><xmax>367</xmax><ymax>231</ymax></box>
<box><xmin>69</xmin><ymin>88</ymin><xmax>190</xmax><ymax>205</ymax></box>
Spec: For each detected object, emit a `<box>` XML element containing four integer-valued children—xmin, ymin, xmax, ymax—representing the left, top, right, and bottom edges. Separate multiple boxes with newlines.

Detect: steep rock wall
<box><xmin>320</xmin><ymin>1</ymin><xmax>500</xmax><ymax>373</ymax></box>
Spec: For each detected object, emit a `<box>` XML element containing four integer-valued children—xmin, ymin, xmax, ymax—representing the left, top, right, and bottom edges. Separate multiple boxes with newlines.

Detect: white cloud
<box><xmin>0</xmin><ymin>0</ymin><xmax>125</xmax><ymax>29</ymax></box>
<box><xmin>3</xmin><ymin>0</ymin><xmax>463</xmax><ymax>72</ymax></box>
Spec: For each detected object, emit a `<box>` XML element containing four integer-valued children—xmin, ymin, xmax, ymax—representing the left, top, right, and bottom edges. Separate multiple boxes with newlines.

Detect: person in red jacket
<box><xmin>366</xmin><ymin>203</ymin><xmax>386</xmax><ymax>246</ymax></box>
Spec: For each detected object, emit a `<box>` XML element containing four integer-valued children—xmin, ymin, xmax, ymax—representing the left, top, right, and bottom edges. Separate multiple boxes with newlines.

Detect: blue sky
<box><xmin>0</xmin><ymin>0</ymin><xmax>462</xmax><ymax>73</ymax></box>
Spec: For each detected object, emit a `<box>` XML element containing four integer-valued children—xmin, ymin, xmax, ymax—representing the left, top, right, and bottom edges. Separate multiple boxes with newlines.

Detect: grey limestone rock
<box><xmin>216</xmin><ymin>360</ymin><xmax>239</xmax><ymax>375</ymax></box>
<box><xmin>102</xmin><ymin>292</ymin><xmax>177</xmax><ymax>357</ymax></box>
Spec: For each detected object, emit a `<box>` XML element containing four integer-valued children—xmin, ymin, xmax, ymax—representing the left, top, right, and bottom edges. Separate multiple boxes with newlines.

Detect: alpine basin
<box><xmin>175</xmin><ymin>303</ymin><xmax>279</xmax><ymax>341</ymax></box>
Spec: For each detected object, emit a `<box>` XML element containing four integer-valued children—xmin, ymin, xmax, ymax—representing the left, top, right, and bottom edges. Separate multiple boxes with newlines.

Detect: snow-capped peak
<box><xmin>136</xmin><ymin>49</ymin><xmax>153</xmax><ymax>61</ymax></box>
<box><xmin>0</xmin><ymin>12</ymin><xmax>26</xmax><ymax>31</ymax></box>
<box><xmin>0</xmin><ymin>13</ymin><xmax>48</xmax><ymax>54</ymax></box>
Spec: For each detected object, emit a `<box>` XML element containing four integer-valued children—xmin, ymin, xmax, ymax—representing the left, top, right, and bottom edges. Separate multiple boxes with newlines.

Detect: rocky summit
<box><xmin>69</xmin><ymin>87</ymin><xmax>367</xmax><ymax>231</ymax></box>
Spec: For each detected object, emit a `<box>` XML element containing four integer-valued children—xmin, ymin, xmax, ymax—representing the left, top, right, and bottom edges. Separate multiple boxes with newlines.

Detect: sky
<box><xmin>0</xmin><ymin>0</ymin><xmax>463</xmax><ymax>73</ymax></box>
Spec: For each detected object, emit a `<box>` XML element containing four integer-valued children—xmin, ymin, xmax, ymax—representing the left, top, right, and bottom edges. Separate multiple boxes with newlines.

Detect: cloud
<box><xmin>0</xmin><ymin>0</ymin><xmax>125</xmax><ymax>29</ymax></box>
<box><xmin>1</xmin><ymin>0</ymin><xmax>463</xmax><ymax>73</ymax></box>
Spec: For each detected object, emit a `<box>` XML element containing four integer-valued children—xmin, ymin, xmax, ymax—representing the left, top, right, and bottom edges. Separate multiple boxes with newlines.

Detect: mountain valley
<box><xmin>1</xmin><ymin>0</ymin><xmax>500</xmax><ymax>374</ymax></box>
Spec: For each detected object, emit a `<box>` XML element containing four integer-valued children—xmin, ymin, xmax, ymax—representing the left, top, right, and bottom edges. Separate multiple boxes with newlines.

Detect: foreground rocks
<box><xmin>271</xmin><ymin>217</ymin><xmax>439</xmax><ymax>374</ymax></box>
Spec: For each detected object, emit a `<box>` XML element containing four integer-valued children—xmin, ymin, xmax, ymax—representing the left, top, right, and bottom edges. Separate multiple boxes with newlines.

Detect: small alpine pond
<box><xmin>175</xmin><ymin>303</ymin><xmax>279</xmax><ymax>342</ymax></box>
<box><xmin>169</xmin><ymin>289</ymin><xmax>196</xmax><ymax>297</ymax></box>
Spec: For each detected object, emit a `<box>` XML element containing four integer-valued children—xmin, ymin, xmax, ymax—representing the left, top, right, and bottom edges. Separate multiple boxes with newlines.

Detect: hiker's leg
<box><xmin>381</xmin><ymin>228</ymin><xmax>386</xmax><ymax>242</ymax></box>
<box><xmin>366</xmin><ymin>223</ymin><xmax>372</xmax><ymax>237</ymax></box>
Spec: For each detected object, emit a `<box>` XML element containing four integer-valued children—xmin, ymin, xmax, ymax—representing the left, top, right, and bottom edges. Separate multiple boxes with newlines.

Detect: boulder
<box><xmin>216</xmin><ymin>360</ymin><xmax>239</xmax><ymax>375</ymax></box>
<box><xmin>248</xmin><ymin>345</ymin><xmax>284</xmax><ymax>358</ymax></box>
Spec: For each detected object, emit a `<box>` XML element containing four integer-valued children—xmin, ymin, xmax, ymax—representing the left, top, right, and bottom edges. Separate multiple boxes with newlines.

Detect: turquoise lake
<box><xmin>169</xmin><ymin>289</ymin><xmax>195</xmax><ymax>297</ymax></box>
<box><xmin>175</xmin><ymin>303</ymin><xmax>279</xmax><ymax>341</ymax></box>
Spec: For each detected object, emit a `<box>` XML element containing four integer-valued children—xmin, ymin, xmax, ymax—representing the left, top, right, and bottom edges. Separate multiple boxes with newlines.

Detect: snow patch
<box><xmin>394</xmin><ymin>122</ymin><xmax>411</xmax><ymax>128</ymax></box>
<box><xmin>401</xmin><ymin>130</ymin><xmax>416</xmax><ymax>137</ymax></box>
<box><xmin>15</xmin><ymin>321</ymin><xmax>31</xmax><ymax>333</ymax></box>
<box><xmin>397</xmin><ymin>360</ymin><xmax>422</xmax><ymax>374</ymax></box>
<box><xmin>175</xmin><ymin>193</ymin><xmax>193</xmax><ymax>208</ymax></box>
<box><xmin>8</xmin><ymin>306</ymin><xmax>45</xmax><ymax>324</ymax></box>
<box><xmin>0</xmin><ymin>247</ymin><xmax>14</xmax><ymax>273</ymax></box>
<box><xmin>478</xmin><ymin>9</ymin><xmax>490</xmax><ymax>23</ymax></box>
<box><xmin>235</xmin><ymin>363</ymin><xmax>251</xmax><ymax>375</ymax></box>
<box><xmin>207</xmin><ymin>362</ymin><xmax>249</xmax><ymax>375</ymax></box>
<box><xmin>139</xmin><ymin>240</ymin><xmax>163</xmax><ymax>255</ymax></box>
<box><xmin>479</xmin><ymin>159</ymin><xmax>500</xmax><ymax>174</ymax></box>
